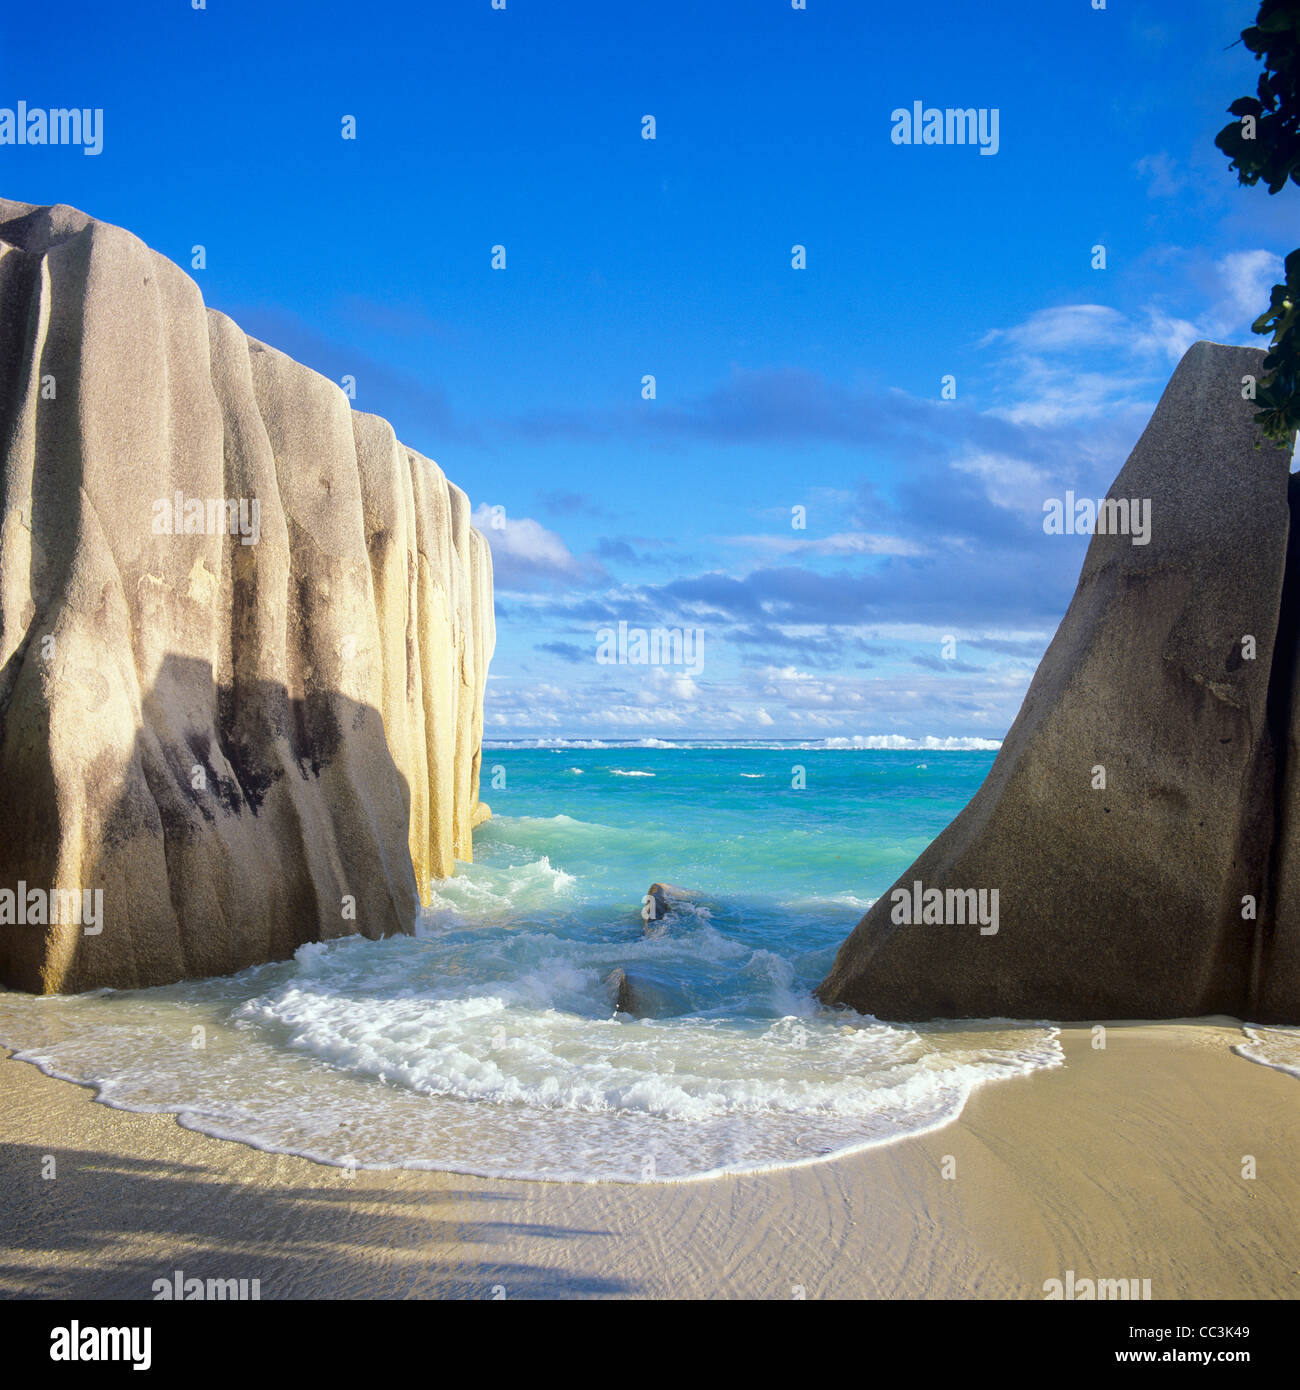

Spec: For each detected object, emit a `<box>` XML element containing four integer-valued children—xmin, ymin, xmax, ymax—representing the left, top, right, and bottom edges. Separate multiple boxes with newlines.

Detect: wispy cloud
<box><xmin>1135</xmin><ymin>151</ymin><xmax>1184</xmax><ymax>198</ymax></box>
<box><xmin>719</xmin><ymin>531</ymin><xmax>925</xmax><ymax>557</ymax></box>
<box><xmin>472</xmin><ymin>505</ymin><xmax>607</xmax><ymax>593</ymax></box>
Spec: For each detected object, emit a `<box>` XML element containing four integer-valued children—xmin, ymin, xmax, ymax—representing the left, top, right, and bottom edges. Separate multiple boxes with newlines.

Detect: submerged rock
<box><xmin>818</xmin><ymin>341</ymin><xmax>1298</xmax><ymax>1022</ymax></box>
<box><xmin>606</xmin><ymin>966</ymin><xmax>636</xmax><ymax>1014</ymax></box>
<box><xmin>0</xmin><ymin>198</ymin><xmax>494</xmax><ymax>994</ymax></box>
<box><xmin>642</xmin><ymin>881</ymin><xmax>695</xmax><ymax>926</ymax></box>
<box><xmin>605</xmin><ymin>964</ymin><xmax>692</xmax><ymax>1018</ymax></box>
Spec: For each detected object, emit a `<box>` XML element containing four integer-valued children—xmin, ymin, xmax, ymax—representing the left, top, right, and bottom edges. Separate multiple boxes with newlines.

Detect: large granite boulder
<box><xmin>0</xmin><ymin>198</ymin><xmax>494</xmax><ymax>994</ymax></box>
<box><xmin>818</xmin><ymin>341</ymin><xmax>1296</xmax><ymax>1021</ymax></box>
<box><xmin>1259</xmin><ymin>472</ymin><xmax>1300</xmax><ymax>1022</ymax></box>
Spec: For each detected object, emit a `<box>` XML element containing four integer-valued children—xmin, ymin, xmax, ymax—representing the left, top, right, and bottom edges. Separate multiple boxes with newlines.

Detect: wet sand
<box><xmin>1</xmin><ymin>1019</ymin><xmax>1296</xmax><ymax>1299</ymax></box>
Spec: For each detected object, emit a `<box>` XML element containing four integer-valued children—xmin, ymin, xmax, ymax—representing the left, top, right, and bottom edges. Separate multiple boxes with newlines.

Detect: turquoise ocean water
<box><xmin>0</xmin><ymin>739</ymin><xmax>1082</xmax><ymax>1182</ymax></box>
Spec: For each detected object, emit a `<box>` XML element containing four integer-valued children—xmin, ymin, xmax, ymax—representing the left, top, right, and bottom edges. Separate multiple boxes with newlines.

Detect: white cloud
<box><xmin>1128</xmin><ymin>309</ymin><xmax>1203</xmax><ymax>363</ymax></box>
<box><xmin>985</xmin><ymin>248</ymin><xmax>1283</xmax><ymax>401</ymax></box>
<box><xmin>471</xmin><ymin>505</ymin><xmax>601</xmax><ymax>591</ymax></box>
<box><xmin>1208</xmin><ymin>249</ymin><xmax>1283</xmax><ymax>338</ymax></box>
<box><xmin>950</xmin><ymin>452</ymin><xmax>1052</xmax><ymax>513</ymax></box>
<box><xmin>982</xmin><ymin>304</ymin><xmax>1130</xmax><ymax>354</ymax></box>
<box><xmin>1135</xmin><ymin>151</ymin><xmax>1183</xmax><ymax>199</ymax></box>
<box><xmin>978</xmin><ymin>251</ymin><xmax>1284</xmax><ymax>430</ymax></box>
<box><xmin>719</xmin><ymin>531</ymin><xmax>924</xmax><ymax>557</ymax></box>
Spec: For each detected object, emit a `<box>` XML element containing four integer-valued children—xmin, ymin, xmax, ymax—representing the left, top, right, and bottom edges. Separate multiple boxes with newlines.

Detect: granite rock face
<box><xmin>0</xmin><ymin>198</ymin><xmax>494</xmax><ymax>994</ymax></box>
<box><xmin>818</xmin><ymin>341</ymin><xmax>1299</xmax><ymax>1022</ymax></box>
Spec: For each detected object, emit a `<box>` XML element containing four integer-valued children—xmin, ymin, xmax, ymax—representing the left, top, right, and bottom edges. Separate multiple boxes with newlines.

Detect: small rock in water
<box><xmin>642</xmin><ymin>881</ymin><xmax>696</xmax><ymax>928</ymax></box>
<box><xmin>606</xmin><ymin>967</ymin><xmax>637</xmax><ymax>1015</ymax></box>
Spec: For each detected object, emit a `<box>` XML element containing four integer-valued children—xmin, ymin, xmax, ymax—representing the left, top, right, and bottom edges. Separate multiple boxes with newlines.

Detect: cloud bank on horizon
<box><xmin>5</xmin><ymin>0</ymin><xmax>1288</xmax><ymax>740</ymax></box>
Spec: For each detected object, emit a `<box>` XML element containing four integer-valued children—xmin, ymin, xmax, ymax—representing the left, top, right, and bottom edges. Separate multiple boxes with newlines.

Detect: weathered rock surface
<box><xmin>818</xmin><ymin>341</ymin><xmax>1299</xmax><ymax>1022</ymax></box>
<box><xmin>0</xmin><ymin>198</ymin><xmax>494</xmax><ymax>994</ymax></box>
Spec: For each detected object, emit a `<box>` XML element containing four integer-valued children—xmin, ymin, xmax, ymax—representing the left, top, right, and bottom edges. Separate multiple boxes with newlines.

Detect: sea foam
<box><xmin>0</xmin><ymin>749</ymin><xmax>1051</xmax><ymax>1183</ymax></box>
<box><xmin>1236</xmin><ymin>1025</ymin><xmax>1300</xmax><ymax>1080</ymax></box>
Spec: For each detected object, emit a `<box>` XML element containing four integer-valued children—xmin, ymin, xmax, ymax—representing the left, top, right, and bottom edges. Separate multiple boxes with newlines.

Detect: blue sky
<box><xmin>2</xmin><ymin>0</ymin><xmax>1289</xmax><ymax>741</ymax></box>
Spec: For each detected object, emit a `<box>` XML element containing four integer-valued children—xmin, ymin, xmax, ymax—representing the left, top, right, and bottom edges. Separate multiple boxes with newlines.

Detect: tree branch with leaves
<box><xmin>1215</xmin><ymin>1</ymin><xmax>1299</xmax><ymax>446</ymax></box>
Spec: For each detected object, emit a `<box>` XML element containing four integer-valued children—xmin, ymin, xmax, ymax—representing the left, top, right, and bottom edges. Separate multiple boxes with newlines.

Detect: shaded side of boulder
<box><xmin>817</xmin><ymin>342</ymin><xmax>1293</xmax><ymax>1021</ymax></box>
<box><xmin>606</xmin><ymin>967</ymin><xmax>636</xmax><ymax>1014</ymax></box>
<box><xmin>1259</xmin><ymin>474</ymin><xmax>1300</xmax><ymax>1021</ymax></box>
<box><xmin>0</xmin><ymin>198</ymin><xmax>495</xmax><ymax>993</ymax></box>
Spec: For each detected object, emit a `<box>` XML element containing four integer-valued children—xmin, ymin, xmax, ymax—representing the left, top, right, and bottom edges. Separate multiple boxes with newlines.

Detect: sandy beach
<box><xmin>1</xmin><ymin>1018</ymin><xmax>1295</xmax><ymax>1300</ymax></box>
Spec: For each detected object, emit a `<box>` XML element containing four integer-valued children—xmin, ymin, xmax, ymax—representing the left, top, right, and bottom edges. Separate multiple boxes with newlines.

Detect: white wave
<box><xmin>0</xmin><ymin>963</ymin><xmax>1062</xmax><ymax>1183</ymax></box>
<box><xmin>780</xmin><ymin>892</ymin><xmax>877</xmax><ymax>913</ymax></box>
<box><xmin>483</xmin><ymin>736</ymin><xmax>1001</xmax><ymax>752</ymax></box>
<box><xmin>1236</xmin><ymin>1025</ymin><xmax>1300</xmax><ymax>1080</ymax></box>
<box><xmin>421</xmin><ymin>854</ymin><xmax>576</xmax><ymax>927</ymax></box>
<box><xmin>610</xmin><ymin>769</ymin><xmax>655</xmax><ymax>777</ymax></box>
<box><xmin>820</xmin><ymin>735</ymin><xmax>1002</xmax><ymax>751</ymax></box>
<box><xmin>484</xmin><ymin>737</ymin><xmax>674</xmax><ymax>750</ymax></box>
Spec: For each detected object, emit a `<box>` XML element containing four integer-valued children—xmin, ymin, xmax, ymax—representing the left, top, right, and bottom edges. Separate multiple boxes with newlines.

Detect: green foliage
<box><xmin>1215</xmin><ymin>0</ymin><xmax>1300</xmax><ymax>446</ymax></box>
